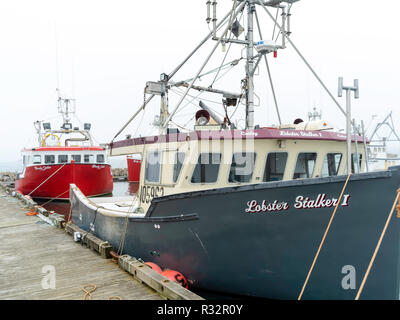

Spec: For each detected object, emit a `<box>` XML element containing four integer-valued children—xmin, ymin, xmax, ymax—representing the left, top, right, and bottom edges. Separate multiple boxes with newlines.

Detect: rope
<box><xmin>355</xmin><ymin>188</ymin><xmax>400</xmax><ymax>300</ymax></box>
<box><xmin>116</xmin><ymin>195</ymin><xmax>139</xmax><ymax>255</ymax></box>
<box><xmin>27</xmin><ymin>163</ymin><xmax>67</xmax><ymax>197</ymax></box>
<box><xmin>82</xmin><ymin>284</ymin><xmax>96</xmax><ymax>300</ymax></box>
<box><xmin>297</xmin><ymin>173</ymin><xmax>352</xmax><ymax>300</ymax></box>
<box><xmin>82</xmin><ymin>283</ymin><xmax>123</xmax><ymax>300</ymax></box>
<box><xmin>39</xmin><ymin>188</ymin><xmax>70</xmax><ymax>207</ymax></box>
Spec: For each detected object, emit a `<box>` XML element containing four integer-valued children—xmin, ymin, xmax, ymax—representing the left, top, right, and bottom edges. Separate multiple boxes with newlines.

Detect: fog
<box><xmin>1</xmin><ymin>0</ymin><xmax>399</xmax><ymax>171</ymax></box>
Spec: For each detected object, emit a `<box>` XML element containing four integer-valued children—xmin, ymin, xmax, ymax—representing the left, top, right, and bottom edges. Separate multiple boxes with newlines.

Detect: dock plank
<box><xmin>0</xmin><ymin>188</ymin><xmax>162</xmax><ymax>300</ymax></box>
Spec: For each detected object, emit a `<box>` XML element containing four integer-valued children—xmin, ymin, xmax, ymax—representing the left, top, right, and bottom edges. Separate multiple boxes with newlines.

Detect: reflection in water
<box><xmin>36</xmin><ymin>182</ymin><xmax>139</xmax><ymax>221</ymax></box>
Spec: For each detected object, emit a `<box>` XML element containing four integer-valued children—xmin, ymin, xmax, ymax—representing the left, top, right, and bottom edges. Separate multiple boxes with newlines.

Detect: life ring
<box><xmin>42</xmin><ymin>133</ymin><xmax>61</xmax><ymax>147</ymax></box>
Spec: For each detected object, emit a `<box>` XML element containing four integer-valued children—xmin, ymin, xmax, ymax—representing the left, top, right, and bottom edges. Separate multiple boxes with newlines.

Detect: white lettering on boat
<box><xmin>279</xmin><ymin>130</ymin><xmax>322</xmax><ymax>138</ymax></box>
<box><xmin>240</xmin><ymin>131</ymin><xmax>258</xmax><ymax>136</ymax></box>
<box><xmin>92</xmin><ymin>165</ymin><xmax>105</xmax><ymax>169</ymax></box>
<box><xmin>34</xmin><ymin>166</ymin><xmax>52</xmax><ymax>171</ymax></box>
<box><xmin>245</xmin><ymin>193</ymin><xmax>350</xmax><ymax>213</ymax></box>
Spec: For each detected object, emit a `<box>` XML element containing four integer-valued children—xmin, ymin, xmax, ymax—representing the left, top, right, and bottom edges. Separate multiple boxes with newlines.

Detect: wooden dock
<box><xmin>0</xmin><ymin>186</ymin><xmax>163</xmax><ymax>300</ymax></box>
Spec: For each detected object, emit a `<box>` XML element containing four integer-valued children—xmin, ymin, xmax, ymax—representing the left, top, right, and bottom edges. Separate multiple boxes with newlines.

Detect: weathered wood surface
<box><xmin>0</xmin><ymin>188</ymin><xmax>162</xmax><ymax>300</ymax></box>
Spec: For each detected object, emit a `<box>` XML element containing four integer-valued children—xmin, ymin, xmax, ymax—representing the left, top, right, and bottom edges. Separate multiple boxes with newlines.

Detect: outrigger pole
<box><xmin>254</xmin><ymin>10</ymin><xmax>282</xmax><ymax>125</ymax></box>
<box><xmin>161</xmin><ymin>1</ymin><xmax>246</xmax><ymax>131</ymax></box>
<box><xmin>109</xmin><ymin>4</ymin><xmax>242</xmax><ymax>145</ymax></box>
<box><xmin>256</xmin><ymin>0</ymin><xmax>347</xmax><ymax>117</ymax></box>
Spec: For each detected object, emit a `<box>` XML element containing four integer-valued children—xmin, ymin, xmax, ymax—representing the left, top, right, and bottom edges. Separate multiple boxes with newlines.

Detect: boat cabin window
<box><xmin>263</xmin><ymin>152</ymin><xmax>288</xmax><ymax>182</ymax></box>
<box><xmin>351</xmin><ymin>153</ymin><xmax>362</xmax><ymax>173</ymax></box>
<box><xmin>84</xmin><ymin>154</ymin><xmax>94</xmax><ymax>163</ymax></box>
<box><xmin>72</xmin><ymin>155</ymin><xmax>81</xmax><ymax>163</ymax></box>
<box><xmin>96</xmin><ymin>154</ymin><xmax>105</xmax><ymax>163</ymax></box>
<box><xmin>58</xmin><ymin>155</ymin><xmax>68</xmax><ymax>164</ymax></box>
<box><xmin>173</xmin><ymin>152</ymin><xmax>185</xmax><ymax>183</ymax></box>
<box><xmin>44</xmin><ymin>155</ymin><xmax>55</xmax><ymax>164</ymax></box>
<box><xmin>293</xmin><ymin>153</ymin><xmax>317</xmax><ymax>179</ymax></box>
<box><xmin>229</xmin><ymin>152</ymin><xmax>256</xmax><ymax>183</ymax></box>
<box><xmin>145</xmin><ymin>151</ymin><xmax>161</xmax><ymax>183</ymax></box>
<box><xmin>33</xmin><ymin>155</ymin><xmax>41</xmax><ymax>164</ymax></box>
<box><xmin>191</xmin><ymin>153</ymin><xmax>221</xmax><ymax>184</ymax></box>
<box><xmin>321</xmin><ymin>153</ymin><xmax>342</xmax><ymax>177</ymax></box>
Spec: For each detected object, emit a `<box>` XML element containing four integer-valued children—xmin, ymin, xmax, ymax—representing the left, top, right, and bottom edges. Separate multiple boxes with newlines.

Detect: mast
<box><xmin>56</xmin><ymin>88</ymin><xmax>76</xmax><ymax>129</ymax></box>
<box><xmin>245</xmin><ymin>0</ymin><xmax>255</xmax><ymax>129</ymax></box>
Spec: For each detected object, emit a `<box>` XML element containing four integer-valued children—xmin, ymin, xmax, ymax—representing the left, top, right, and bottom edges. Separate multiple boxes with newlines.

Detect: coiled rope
<box><xmin>82</xmin><ymin>284</ymin><xmax>122</xmax><ymax>300</ymax></box>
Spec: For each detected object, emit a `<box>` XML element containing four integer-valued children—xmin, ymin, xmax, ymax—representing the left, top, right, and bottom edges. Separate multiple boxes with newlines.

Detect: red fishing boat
<box><xmin>15</xmin><ymin>91</ymin><xmax>113</xmax><ymax>200</ymax></box>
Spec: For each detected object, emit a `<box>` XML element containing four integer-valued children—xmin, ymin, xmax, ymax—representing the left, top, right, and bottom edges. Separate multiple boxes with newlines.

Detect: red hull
<box><xmin>127</xmin><ymin>157</ymin><xmax>141</xmax><ymax>182</ymax></box>
<box><xmin>15</xmin><ymin>163</ymin><xmax>113</xmax><ymax>200</ymax></box>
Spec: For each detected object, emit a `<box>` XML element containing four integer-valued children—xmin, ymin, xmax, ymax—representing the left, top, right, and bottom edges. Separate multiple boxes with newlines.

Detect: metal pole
<box><xmin>256</xmin><ymin>0</ymin><xmax>346</xmax><ymax>117</ymax></box>
<box><xmin>246</xmin><ymin>0</ymin><xmax>255</xmax><ymax>129</ymax></box>
<box><xmin>339</xmin><ymin>77</ymin><xmax>359</xmax><ymax>174</ymax></box>
<box><xmin>110</xmin><ymin>5</ymin><xmax>238</xmax><ymax>144</ymax></box>
<box><xmin>361</xmin><ymin>120</ymin><xmax>369</xmax><ymax>172</ymax></box>
<box><xmin>254</xmin><ymin>9</ymin><xmax>282</xmax><ymax>125</ymax></box>
<box><xmin>162</xmin><ymin>1</ymin><xmax>246</xmax><ymax>130</ymax></box>
<box><xmin>346</xmin><ymin>90</ymin><xmax>352</xmax><ymax>174</ymax></box>
<box><xmin>353</xmin><ymin>119</ymin><xmax>360</xmax><ymax>173</ymax></box>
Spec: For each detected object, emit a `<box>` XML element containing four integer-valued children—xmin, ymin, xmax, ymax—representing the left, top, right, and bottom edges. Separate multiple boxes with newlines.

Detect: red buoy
<box><xmin>145</xmin><ymin>262</ymin><xmax>163</xmax><ymax>274</ymax></box>
<box><xmin>161</xmin><ymin>269</ymin><xmax>188</xmax><ymax>289</ymax></box>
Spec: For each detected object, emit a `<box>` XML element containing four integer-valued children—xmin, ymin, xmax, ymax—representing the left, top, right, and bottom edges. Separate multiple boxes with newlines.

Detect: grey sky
<box><xmin>1</xmin><ymin>0</ymin><xmax>399</xmax><ymax>170</ymax></box>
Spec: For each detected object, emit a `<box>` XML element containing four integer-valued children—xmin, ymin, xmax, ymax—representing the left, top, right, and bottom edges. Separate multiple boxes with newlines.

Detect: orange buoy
<box><xmin>145</xmin><ymin>262</ymin><xmax>163</xmax><ymax>274</ymax></box>
<box><xmin>26</xmin><ymin>210</ymin><xmax>38</xmax><ymax>216</ymax></box>
<box><xmin>161</xmin><ymin>269</ymin><xmax>188</xmax><ymax>289</ymax></box>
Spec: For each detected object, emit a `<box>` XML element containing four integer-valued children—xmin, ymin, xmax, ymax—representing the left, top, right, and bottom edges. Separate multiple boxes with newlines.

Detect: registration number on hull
<box><xmin>140</xmin><ymin>185</ymin><xmax>165</xmax><ymax>204</ymax></box>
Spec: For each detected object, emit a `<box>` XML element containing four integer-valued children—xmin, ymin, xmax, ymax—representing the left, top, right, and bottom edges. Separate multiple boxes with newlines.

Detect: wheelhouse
<box><xmin>110</xmin><ymin>126</ymin><xmax>366</xmax><ymax>213</ymax></box>
<box><xmin>21</xmin><ymin>147</ymin><xmax>109</xmax><ymax>168</ymax></box>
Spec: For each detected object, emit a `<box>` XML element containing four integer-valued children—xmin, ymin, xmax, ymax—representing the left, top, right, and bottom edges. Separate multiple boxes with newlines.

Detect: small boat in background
<box><xmin>126</xmin><ymin>155</ymin><xmax>141</xmax><ymax>182</ymax></box>
<box><xmin>15</xmin><ymin>90</ymin><xmax>113</xmax><ymax>200</ymax></box>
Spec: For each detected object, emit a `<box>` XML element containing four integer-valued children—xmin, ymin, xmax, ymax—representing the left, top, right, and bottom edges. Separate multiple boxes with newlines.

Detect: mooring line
<box><xmin>27</xmin><ymin>163</ymin><xmax>67</xmax><ymax>197</ymax></box>
<box><xmin>355</xmin><ymin>188</ymin><xmax>400</xmax><ymax>300</ymax></box>
<box><xmin>297</xmin><ymin>173</ymin><xmax>351</xmax><ymax>300</ymax></box>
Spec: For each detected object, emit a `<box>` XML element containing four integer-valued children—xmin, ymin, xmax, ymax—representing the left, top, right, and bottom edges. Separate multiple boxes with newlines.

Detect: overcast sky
<box><xmin>1</xmin><ymin>0</ymin><xmax>399</xmax><ymax>170</ymax></box>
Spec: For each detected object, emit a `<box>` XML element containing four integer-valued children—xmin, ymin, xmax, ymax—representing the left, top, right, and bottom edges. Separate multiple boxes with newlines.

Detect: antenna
<box><xmin>56</xmin><ymin>88</ymin><xmax>76</xmax><ymax>129</ymax></box>
<box><xmin>338</xmin><ymin>77</ymin><xmax>360</xmax><ymax>174</ymax></box>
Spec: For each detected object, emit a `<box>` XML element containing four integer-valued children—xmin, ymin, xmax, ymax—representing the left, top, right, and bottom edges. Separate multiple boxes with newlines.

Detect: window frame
<box><xmin>32</xmin><ymin>155</ymin><xmax>42</xmax><ymax>164</ymax></box>
<box><xmin>293</xmin><ymin>152</ymin><xmax>318</xmax><ymax>179</ymax></box>
<box><xmin>228</xmin><ymin>152</ymin><xmax>257</xmax><ymax>184</ymax></box>
<box><xmin>58</xmin><ymin>154</ymin><xmax>69</xmax><ymax>164</ymax></box>
<box><xmin>351</xmin><ymin>153</ymin><xmax>363</xmax><ymax>174</ymax></box>
<box><xmin>263</xmin><ymin>151</ymin><xmax>289</xmax><ymax>182</ymax></box>
<box><xmin>145</xmin><ymin>150</ymin><xmax>162</xmax><ymax>184</ymax></box>
<box><xmin>190</xmin><ymin>153</ymin><xmax>222</xmax><ymax>185</ymax></box>
<box><xmin>71</xmin><ymin>155</ymin><xmax>81</xmax><ymax>163</ymax></box>
<box><xmin>96</xmin><ymin>154</ymin><xmax>105</xmax><ymax>163</ymax></box>
<box><xmin>84</xmin><ymin>154</ymin><xmax>94</xmax><ymax>164</ymax></box>
<box><xmin>321</xmin><ymin>152</ymin><xmax>343</xmax><ymax>177</ymax></box>
<box><xmin>173</xmin><ymin>152</ymin><xmax>186</xmax><ymax>184</ymax></box>
<box><xmin>44</xmin><ymin>154</ymin><xmax>55</xmax><ymax>164</ymax></box>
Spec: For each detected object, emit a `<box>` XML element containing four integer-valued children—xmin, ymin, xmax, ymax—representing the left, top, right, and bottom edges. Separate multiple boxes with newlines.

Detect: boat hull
<box><xmin>71</xmin><ymin>166</ymin><xmax>400</xmax><ymax>299</ymax></box>
<box><xmin>16</xmin><ymin>163</ymin><xmax>113</xmax><ymax>199</ymax></box>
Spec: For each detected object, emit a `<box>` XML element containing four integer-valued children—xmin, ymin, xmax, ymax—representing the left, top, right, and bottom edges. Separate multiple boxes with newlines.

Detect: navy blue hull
<box><xmin>71</xmin><ymin>167</ymin><xmax>400</xmax><ymax>299</ymax></box>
